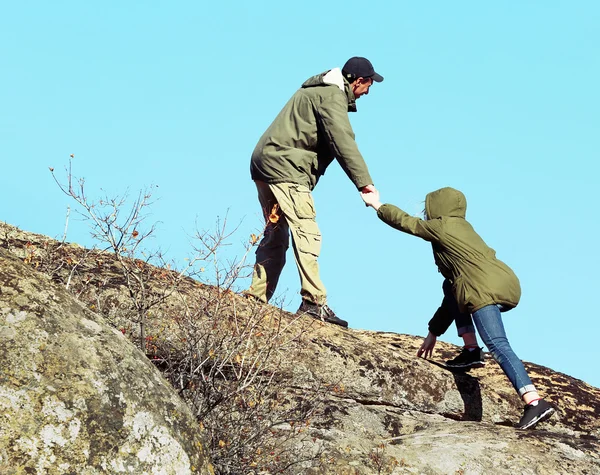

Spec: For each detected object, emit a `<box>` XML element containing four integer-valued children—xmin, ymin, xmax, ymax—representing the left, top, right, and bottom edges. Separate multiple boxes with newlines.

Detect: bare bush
<box><xmin>151</xmin><ymin>287</ymin><xmax>324</xmax><ymax>474</ymax></box>
<box><xmin>50</xmin><ymin>156</ymin><xmax>199</xmax><ymax>349</ymax></box>
<box><xmin>38</xmin><ymin>155</ymin><xmax>326</xmax><ymax>474</ymax></box>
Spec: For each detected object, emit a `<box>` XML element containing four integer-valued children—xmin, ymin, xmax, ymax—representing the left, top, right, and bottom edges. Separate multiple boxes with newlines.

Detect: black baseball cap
<box><xmin>342</xmin><ymin>56</ymin><xmax>384</xmax><ymax>82</ymax></box>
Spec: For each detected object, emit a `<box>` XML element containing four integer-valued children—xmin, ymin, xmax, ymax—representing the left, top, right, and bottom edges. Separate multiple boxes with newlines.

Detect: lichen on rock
<box><xmin>0</xmin><ymin>249</ymin><xmax>212</xmax><ymax>474</ymax></box>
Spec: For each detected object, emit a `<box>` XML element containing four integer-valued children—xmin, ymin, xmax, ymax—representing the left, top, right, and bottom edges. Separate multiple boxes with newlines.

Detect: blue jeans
<box><xmin>443</xmin><ymin>280</ymin><xmax>536</xmax><ymax>397</ymax></box>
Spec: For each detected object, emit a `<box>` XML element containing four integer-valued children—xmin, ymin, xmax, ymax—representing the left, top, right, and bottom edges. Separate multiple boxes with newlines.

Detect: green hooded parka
<box><xmin>377</xmin><ymin>187</ymin><xmax>521</xmax><ymax>336</ymax></box>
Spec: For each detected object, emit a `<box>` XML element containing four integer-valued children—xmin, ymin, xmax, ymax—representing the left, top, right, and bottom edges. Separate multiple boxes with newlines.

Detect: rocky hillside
<box><xmin>0</xmin><ymin>244</ymin><xmax>213</xmax><ymax>473</ymax></box>
<box><xmin>1</xmin><ymin>221</ymin><xmax>599</xmax><ymax>474</ymax></box>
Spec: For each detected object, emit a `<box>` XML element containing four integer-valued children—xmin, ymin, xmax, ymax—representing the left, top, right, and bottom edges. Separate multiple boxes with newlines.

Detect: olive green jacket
<box><xmin>250</xmin><ymin>68</ymin><xmax>373</xmax><ymax>191</ymax></box>
<box><xmin>377</xmin><ymin>187</ymin><xmax>521</xmax><ymax>336</ymax></box>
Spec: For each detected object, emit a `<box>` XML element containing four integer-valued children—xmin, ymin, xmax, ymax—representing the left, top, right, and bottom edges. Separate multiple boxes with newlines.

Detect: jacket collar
<box><xmin>305</xmin><ymin>68</ymin><xmax>358</xmax><ymax>112</ymax></box>
<box><xmin>323</xmin><ymin>69</ymin><xmax>357</xmax><ymax>112</ymax></box>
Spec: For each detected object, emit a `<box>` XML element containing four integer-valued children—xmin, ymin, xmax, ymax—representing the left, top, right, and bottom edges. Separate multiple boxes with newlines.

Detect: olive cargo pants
<box><xmin>246</xmin><ymin>181</ymin><xmax>327</xmax><ymax>305</ymax></box>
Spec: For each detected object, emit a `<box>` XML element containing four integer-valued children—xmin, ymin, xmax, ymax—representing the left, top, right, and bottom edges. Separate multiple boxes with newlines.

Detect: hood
<box><xmin>425</xmin><ymin>187</ymin><xmax>467</xmax><ymax>219</ymax></box>
<box><xmin>301</xmin><ymin>68</ymin><xmax>357</xmax><ymax>112</ymax></box>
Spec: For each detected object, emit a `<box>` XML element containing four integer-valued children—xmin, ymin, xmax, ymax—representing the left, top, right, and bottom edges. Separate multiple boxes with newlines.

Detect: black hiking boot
<box><xmin>445</xmin><ymin>346</ymin><xmax>485</xmax><ymax>369</ymax></box>
<box><xmin>296</xmin><ymin>300</ymin><xmax>348</xmax><ymax>328</ymax></box>
<box><xmin>516</xmin><ymin>399</ymin><xmax>555</xmax><ymax>429</ymax></box>
<box><xmin>242</xmin><ymin>291</ymin><xmax>266</xmax><ymax>303</ymax></box>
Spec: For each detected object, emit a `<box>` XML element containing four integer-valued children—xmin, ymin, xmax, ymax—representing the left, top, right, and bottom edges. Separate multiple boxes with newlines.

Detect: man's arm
<box><xmin>317</xmin><ymin>92</ymin><xmax>373</xmax><ymax>190</ymax></box>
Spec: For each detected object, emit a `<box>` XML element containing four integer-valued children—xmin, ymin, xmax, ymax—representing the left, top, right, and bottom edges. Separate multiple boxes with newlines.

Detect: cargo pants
<box><xmin>246</xmin><ymin>181</ymin><xmax>327</xmax><ymax>305</ymax></box>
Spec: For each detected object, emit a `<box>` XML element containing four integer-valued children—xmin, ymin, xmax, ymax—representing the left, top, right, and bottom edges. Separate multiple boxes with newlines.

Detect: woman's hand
<box><xmin>360</xmin><ymin>187</ymin><xmax>382</xmax><ymax>210</ymax></box>
<box><xmin>417</xmin><ymin>332</ymin><xmax>437</xmax><ymax>359</ymax></box>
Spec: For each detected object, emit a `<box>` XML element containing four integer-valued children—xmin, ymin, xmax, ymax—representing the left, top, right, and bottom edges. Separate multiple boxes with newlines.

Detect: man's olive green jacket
<box><xmin>250</xmin><ymin>68</ymin><xmax>373</xmax><ymax>191</ymax></box>
<box><xmin>377</xmin><ymin>187</ymin><xmax>521</xmax><ymax>337</ymax></box>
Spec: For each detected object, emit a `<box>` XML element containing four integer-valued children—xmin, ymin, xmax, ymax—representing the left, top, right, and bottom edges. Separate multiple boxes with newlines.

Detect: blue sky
<box><xmin>2</xmin><ymin>2</ymin><xmax>599</xmax><ymax>389</ymax></box>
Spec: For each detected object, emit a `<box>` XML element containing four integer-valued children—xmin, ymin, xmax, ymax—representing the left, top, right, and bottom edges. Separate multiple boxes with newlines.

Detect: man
<box><xmin>245</xmin><ymin>56</ymin><xmax>384</xmax><ymax>328</ymax></box>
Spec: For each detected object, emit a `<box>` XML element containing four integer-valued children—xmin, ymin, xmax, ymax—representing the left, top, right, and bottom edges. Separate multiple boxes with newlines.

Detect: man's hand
<box><xmin>360</xmin><ymin>186</ymin><xmax>382</xmax><ymax>210</ymax></box>
<box><xmin>360</xmin><ymin>184</ymin><xmax>377</xmax><ymax>194</ymax></box>
<box><xmin>417</xmin><ymin>332</ymin><xmax>437</xmax><ymax>359</ymax></box>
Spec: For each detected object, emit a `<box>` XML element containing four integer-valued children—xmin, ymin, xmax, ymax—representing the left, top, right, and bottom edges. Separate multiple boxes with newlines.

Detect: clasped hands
<box><xmin>359</xmin><ymin>184</ymin><xmax>382</xmax><ymax>210</ymax></box>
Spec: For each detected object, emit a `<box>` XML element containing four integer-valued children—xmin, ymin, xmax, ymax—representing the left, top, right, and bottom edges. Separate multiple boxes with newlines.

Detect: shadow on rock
<box><xmin>428</xmin><ymin>360</ymin><xmax>483</xmax><ymax>421</ymax></box>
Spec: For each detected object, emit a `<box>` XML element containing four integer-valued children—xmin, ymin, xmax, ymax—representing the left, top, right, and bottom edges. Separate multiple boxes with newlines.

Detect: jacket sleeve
<box><xmin>316</xmin><ymin>92</ymin><xmax>373</xmax><ymax>189</ymax></box>
<box><xmin>428</xmin><ymin>296</ymin><xmax>455</xmax><ymax>337</ymax></box>
<box><xmin>376</xmin><ymin>204</ymin><xmax>442</xmax><ymax>242</ymax></box>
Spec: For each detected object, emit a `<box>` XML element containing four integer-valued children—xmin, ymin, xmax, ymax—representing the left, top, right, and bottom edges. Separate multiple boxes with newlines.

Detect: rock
<box><xmin>0</xmin><ymin>250</ymin><xmax>213</xmax><ymax>474</ymax></box>
<box><xmin>281</xmin><ymin>327</ymin><xmax>600</xmax><ymax>474</ymax></box>
<box><xmin>1</xmin><ymin>221</ymin><xmax>599</xmax><ymax>474</ymax></box>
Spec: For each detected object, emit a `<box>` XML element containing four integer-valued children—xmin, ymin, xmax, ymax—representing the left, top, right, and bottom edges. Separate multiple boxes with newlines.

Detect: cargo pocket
<box><xmin>294</xmin><ymin>220</ymin><xmax>322</xmax><ymax>257</ymax></box>
<box><xmin>289</xmin><ymin>185</ymin><xmax>316</xmax><ymax>220</ymax></box>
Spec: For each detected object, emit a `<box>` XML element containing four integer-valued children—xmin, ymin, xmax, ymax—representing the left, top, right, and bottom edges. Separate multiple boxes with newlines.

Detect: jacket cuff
<box><xmin>377</xmin><ymin>204</ymin><xmax>391</xmax><ymax>215</ymax></box>
<box><xmin>427</xmin><ymin>325</ymin><xmax>443</xmax><ymax>338</ymax></box>
<box><xmin>354</xmin><ymin>175</ymin><xmax>374</xmax><ymax>190</ymax></box>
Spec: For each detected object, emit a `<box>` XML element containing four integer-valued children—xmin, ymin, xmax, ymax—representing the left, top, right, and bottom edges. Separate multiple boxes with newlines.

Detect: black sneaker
<box><xmin>445</xmin><ymin>347</ymin><xmax>485</xmax><ymax>368</ymax></box>
<box><xmin>516</xmin><ymin>399</ymin><xmax>555</xmax><ymax>429</ymax></box>
<box><xmin>296</xmin><ymin>300</ymin><xmax>348</xmax><ymax>328</ymax></box>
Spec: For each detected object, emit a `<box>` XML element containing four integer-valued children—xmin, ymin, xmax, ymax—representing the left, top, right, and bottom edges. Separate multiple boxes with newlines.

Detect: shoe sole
<box><xmin>445</xmin><ymin>361</ymin><xmax>485</xmax><ymax>369</ymax></box>
<box><xmin>322</xmin><ymin>318</ymin><xmax>348</xmax><ymax>328</ymax></box>
<box><xmin>297</xmin><ymin>311</ymin><xmax>348</xmax><ymax>328</ymax></box>
<box><xmin>517</xmin><ymin>407</ymin><xmax>555</xmax><ymax>430</ymax></box>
